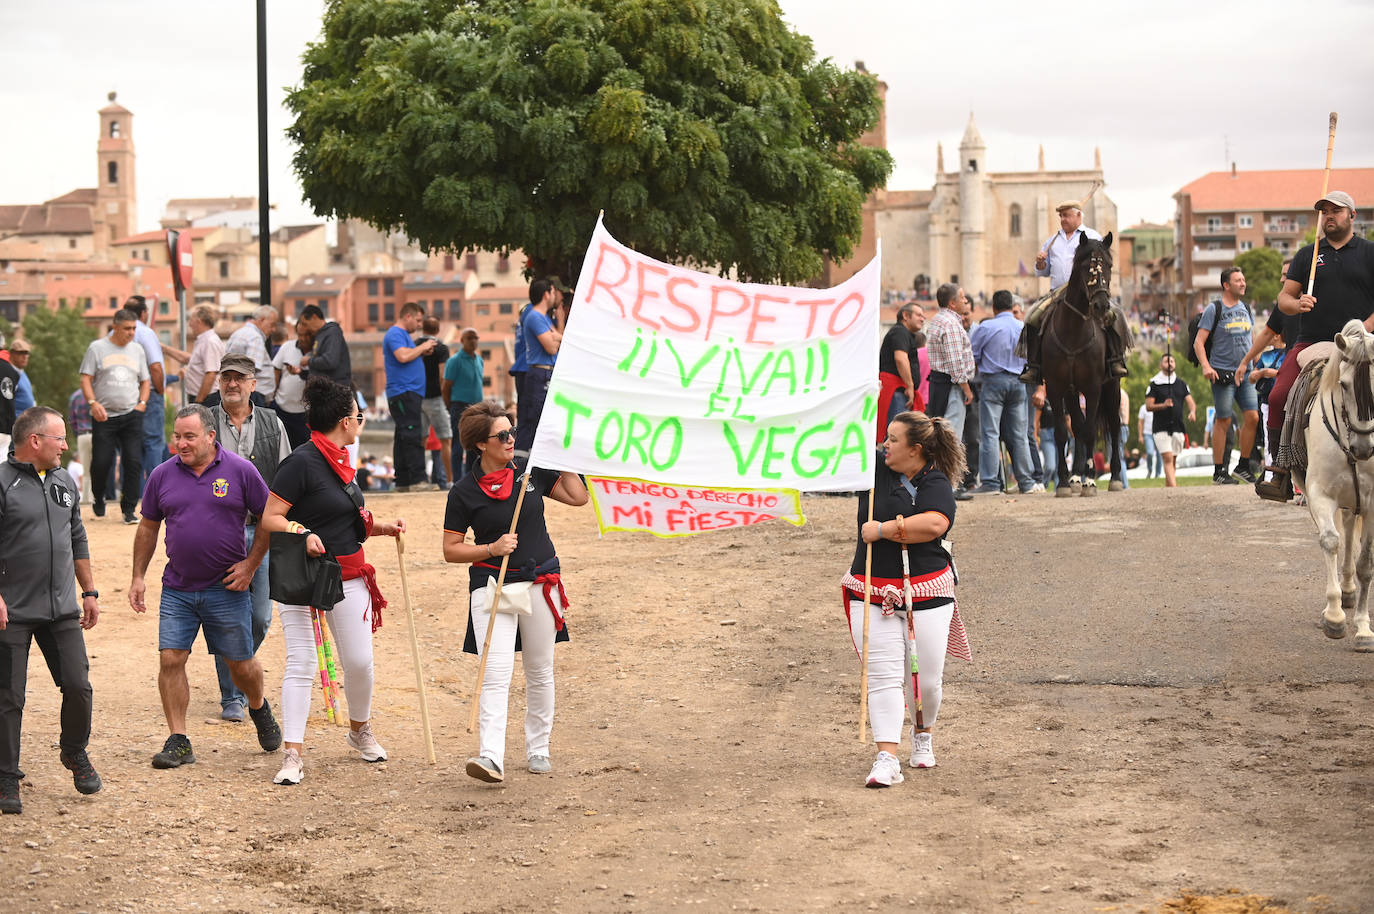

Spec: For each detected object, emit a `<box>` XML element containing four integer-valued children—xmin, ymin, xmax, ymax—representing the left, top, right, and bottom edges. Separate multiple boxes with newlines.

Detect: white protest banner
<box><xmin>586</xmin><ymin>476</ymin><xmax>804</xmax><ymax>538</ymax></box>
<box><xmin>527</xmin><ymin>217</ymin><xmax>880</xmax><ymax>491</ymax></box>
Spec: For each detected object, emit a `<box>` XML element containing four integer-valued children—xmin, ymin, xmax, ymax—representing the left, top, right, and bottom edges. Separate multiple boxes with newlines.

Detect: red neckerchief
<box><xmin>311</xmin><ymin>431</ymin><xmax>355</xmax><ymax>484</ymax></box>
<box><xmin>478</xmin><ymin>466</ymin><xmax>515</xmax><ymax>500</ymax></box>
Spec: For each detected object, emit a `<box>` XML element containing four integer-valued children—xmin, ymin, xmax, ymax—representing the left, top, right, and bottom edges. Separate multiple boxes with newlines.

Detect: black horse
<box><xmin>1040</xmin><ymin>233</ymin><xmax>1123</xmax><ymax>496</ymax></box>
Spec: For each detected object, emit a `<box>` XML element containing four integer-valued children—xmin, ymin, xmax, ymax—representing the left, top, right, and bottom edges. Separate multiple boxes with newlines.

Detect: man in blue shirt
<box><xmin>124</xmin><ymin>296</ymin><xmax>168</xmax><ymax>485</ymax></box>
<box><xmin>1194</xmin><ymin>266</ymin><xmax>1258</xmax><ymax>484</ymax></box>
<box><xmin>442</xmin><ymin>327</ymin><xmax>485</xmax><ymax>480</ymax></box>
<box><xmin>514</xmin><ymin>278</ymin><xmax>565</xmax><ymax>455</ymax></box>
<box><xmin>383</xmin><ymin>302</ymin><xmax>437</xmax><ymax>490</ymax></box>
<box><xmin>969</xmin><ymin>291</ymin><xmax>1037</xmax><ymax>494</ymax></box>
<box><xmin>6</xmin><ymin>339</ymin><xmax>34</xmax><ymax>414</ymax></box>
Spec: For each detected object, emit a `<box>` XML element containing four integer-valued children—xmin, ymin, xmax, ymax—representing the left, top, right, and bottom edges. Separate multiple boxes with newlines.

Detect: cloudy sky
<box><xmin>3</xmin><ymin>0</ymin><xmax>1371</xmax><ymax>237</ymax></box>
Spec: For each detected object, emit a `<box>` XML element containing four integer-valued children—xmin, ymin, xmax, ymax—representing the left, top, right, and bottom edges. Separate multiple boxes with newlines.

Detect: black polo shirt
<box><xmin>1265</xmin><ymin>304</ymin><xmax>1302</xmax><ymax>347</ymax></box>
<box><xmin>1145</xmin><ymin>376</ymin><xmax>1191</xmax><ymax>434</ymax></box>
<box><xmin>1286</xmin><ymin>234</ymin><xmax>1374</xmax><ymax>344</ymax></box>
<box><xmin>878</xmin><ymin>324</ymin><xmax>916</xmax><ymax>377</ymax></box>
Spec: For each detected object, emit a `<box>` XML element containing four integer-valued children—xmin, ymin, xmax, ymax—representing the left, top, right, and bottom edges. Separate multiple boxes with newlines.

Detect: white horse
<box><xmin>1295</xmin><ymin>319</ymin><xmax>1374</xmax><ymax>651</ymax></box>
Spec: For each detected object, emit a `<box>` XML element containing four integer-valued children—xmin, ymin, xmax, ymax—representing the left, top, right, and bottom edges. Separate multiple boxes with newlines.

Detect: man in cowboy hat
<box><xmin>1018</xmin><ymin>199</ymin><xmax>1129</xmax><ymax>385</ymax></box>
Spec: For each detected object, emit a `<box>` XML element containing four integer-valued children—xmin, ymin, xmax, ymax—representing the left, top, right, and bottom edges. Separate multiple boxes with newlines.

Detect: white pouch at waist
<box><xmin>483</xmin><ymin>577</ymin><xmax>534</xmax><ymax>615</ymax></box>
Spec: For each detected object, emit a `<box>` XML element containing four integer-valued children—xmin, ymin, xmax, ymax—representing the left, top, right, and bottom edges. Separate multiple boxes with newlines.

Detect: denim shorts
<box><xmin>159</xmin><ymin>583</ymin><xmax>254</xmax><ymax>660</ymax></box>
<box><xmin>1211</xmin><ymin>377</ymin><xmax>1258</xmax><ymax>415</ymax></box>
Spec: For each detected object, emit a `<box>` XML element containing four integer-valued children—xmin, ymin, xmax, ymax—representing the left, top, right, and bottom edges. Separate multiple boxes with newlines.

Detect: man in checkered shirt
<box><xmin>923</xmin><ymin>284</ymin><xmax>976</xmax><ymax>499</ymax></box>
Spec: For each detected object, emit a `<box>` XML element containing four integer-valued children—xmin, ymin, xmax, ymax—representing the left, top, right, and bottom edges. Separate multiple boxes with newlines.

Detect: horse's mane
<box><xmin>1319</xmin><ymin>321</ymin><xmax>1374</xmax><ymax>423</ymax></box>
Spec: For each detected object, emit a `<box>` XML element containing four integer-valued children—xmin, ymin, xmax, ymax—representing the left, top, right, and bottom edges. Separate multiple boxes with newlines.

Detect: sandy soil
<box><xmin>2</xmin><ymin>484</ymin><xmax>1371</xmax><ymax>913</ymax></box>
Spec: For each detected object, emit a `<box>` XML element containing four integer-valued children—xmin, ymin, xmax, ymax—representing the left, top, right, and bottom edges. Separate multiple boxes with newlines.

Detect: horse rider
<box><xmin>1018</xmin><ymin>200</ymin><xmax>1130</xmax><ymax>385</ymax></box>
<box><xmin>1254</xmin><ymin>191</ymin><xmax>1374</xmax><ymax>500</ymax></box>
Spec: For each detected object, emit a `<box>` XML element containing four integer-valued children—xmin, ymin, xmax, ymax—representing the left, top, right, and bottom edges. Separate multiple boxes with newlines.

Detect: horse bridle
<box><xmin>1319</xmin><ymin>373</ymin><xmax>1374</xmax><ymax>514</ymax></box>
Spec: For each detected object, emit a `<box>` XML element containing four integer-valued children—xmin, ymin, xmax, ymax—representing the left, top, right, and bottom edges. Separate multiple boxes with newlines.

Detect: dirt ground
<box><xmin>2</xmin><ymin>484</ymin><xmax>1372</xmax><ymax>913</ymax></box>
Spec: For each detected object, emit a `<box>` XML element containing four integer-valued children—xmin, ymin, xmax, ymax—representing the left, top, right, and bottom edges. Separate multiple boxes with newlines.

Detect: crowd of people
<box><xmin>0</xmin><ymin>190</ymin><xmax>1368</xmax><ymax>803</ymax></box>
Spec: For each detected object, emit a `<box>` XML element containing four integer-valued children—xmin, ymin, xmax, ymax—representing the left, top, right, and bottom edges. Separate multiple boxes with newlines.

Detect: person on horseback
<box><xmin>1018</xmin><ymin>200</ymin><xmax>1130</xmax><ymax>385</ymax></box>
<box><xmin>1255</xmin><ymin>191</ymin><xmax>1374</xmax><ymax>501</ymax></box>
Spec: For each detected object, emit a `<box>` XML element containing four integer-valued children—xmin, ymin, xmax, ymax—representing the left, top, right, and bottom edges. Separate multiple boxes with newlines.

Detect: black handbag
<box><xmin>268</xmin><ymin>531</ymin><xmax>345</xmax><ymax>611</ymax></box>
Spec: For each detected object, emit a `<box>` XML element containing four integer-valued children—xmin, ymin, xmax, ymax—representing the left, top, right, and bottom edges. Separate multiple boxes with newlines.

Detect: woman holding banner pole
<box><xmin>442</xmin><ymin>401</ymin><xmax>587</xmax><ymax>783</ymax></box>
<box><xmin>842</xmin><ymin>411</ymin><xmax>971</xmax><ymax>787</ymax></box>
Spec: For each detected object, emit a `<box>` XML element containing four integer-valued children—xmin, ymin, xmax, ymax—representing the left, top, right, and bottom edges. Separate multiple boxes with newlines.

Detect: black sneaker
<box><xmin>1233</xmin><ymin>465</ymin><xmax>1258</xmax><ymax>484</ymax></box>
<box><xmin>249</xmin><ymin>699</ymin><xmax>283</xmax><ymax>752</ymax></box>
<box><xmin>1213</xmin><ymin>473</ymin><xmax>1239</xmax><ymax>486</ymax></box>
<box><xmin>122</xmin><ymin>512</ymin><xmax>139</xmax><ymax>525</ymax></box>
<box><xmin>92</xmin><ymin>501</ymin><xmax>105</xmax><ymax>518</ymax></box>
<box><xmin>60</xmin><ymin>750</ymin><xmax>102</xmax><ymax>795</ymax></box>
<box><xmin>0</xmin><ymin>777</ymin><xmax>20</xmax><ymax>814</ymax></box>
<box><xmin>152</xmin><ymin>734</ymin><xmax>196</xmax><ymax>769</ymax></box>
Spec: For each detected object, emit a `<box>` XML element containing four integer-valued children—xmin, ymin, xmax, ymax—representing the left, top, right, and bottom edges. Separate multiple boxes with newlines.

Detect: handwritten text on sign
<box><xmin>586</xmin><ymin>477</ymin><xmax>805</xmax><ymax>538</ymax></box>
<box><xmin>527</xmin><ymin>218</ymin><xmax>880</xmax><ymax>491</ymax></box>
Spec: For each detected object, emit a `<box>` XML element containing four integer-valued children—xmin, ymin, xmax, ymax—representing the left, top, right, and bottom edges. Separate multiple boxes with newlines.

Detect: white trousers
<box><xmin>470</xmin><ymin>586</ymin><xmax>557</xmax><ymax>770</ymax></box>
<box><xmin>279</xmin><ymin>578</ymin><xmax>375</xmax><ymax>744</ymax></box>
<box><xmin>848</xmin><ymin>601</ymin><xmax>955</xmax><ymax>745</ymax></box>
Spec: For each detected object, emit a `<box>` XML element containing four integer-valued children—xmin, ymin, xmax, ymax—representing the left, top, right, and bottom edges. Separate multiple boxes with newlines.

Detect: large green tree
<box><xmin>287</xmin><ymin>0</ymin><xmax>893</xmax><ymax>283</ymax></box>
<box><xmin>21</xmin><ymin>306</ymin><xmax>96</xmax><ymax>414</ymax></box>
<box><xmin>1234</xmin><ymin>246</ymin><xmax>1283</xmax><ymax>306</ymax></box>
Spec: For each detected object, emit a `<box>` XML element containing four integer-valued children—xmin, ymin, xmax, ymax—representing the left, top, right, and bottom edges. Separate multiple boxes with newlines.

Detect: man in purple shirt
<box><xmin>129</xmin><ymin>404</ymin><xmax>281</xmax><ymax>769</ymax></box>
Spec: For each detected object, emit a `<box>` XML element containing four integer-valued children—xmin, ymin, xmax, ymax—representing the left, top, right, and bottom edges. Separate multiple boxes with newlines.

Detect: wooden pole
<box><xmin>467</xmin><ymin>471</ymin><xmax>533</xmax><ymax>734</ymax></box>
<box><xmin>857</xmin><ymin>490</ymin><xmax>875</xmax><ymax>744</ymax></box>
<box><xmin>396</xmin><ymin>532</ymin><xmax>436</xmax><ymax>764</ymax></box>
<box><xmin>1307</xmin><ymin>112</ymin><xmax>1339</xmax><ymax>296</ymax></box>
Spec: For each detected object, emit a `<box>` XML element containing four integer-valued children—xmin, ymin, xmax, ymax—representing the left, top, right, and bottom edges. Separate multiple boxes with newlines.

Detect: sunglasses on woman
<box><xmin>487</xmin><ymin>427</ymin><xmax>517</xmax><ymax>443</ymax></box>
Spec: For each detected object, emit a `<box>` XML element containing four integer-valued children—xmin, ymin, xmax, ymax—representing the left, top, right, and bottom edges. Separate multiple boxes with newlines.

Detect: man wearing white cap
<box><xmin>1257</xmin><ymin>191</ymin><xmax>1374</xmax><ymax>499</ymax></box>
<box><xmin>1018</xmin><ymin>199</ymin><xmax>1128</xmax><ymax>384</ymax></box>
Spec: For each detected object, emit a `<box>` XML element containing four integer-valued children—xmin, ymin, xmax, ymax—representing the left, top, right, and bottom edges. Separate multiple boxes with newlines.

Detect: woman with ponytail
<box><xmin>842</xmin><ymin>411</ymin><xmax>972</xmax><ymax>787</ymax></box>
<box><xmin>442</xmin><ymin>401</ymin><xmax>587</xmax><ymax>783</ymax></box>
<box><xmin>260</xmin><ymin>376</ymin><xmax>405</xmax><ymax>785</ymax></box>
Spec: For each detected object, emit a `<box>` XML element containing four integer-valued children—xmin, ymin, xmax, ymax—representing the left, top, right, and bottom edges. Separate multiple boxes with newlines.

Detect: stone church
<box><xmin>869</xmin><ymin>113</ymin><xmax>1117</xmax><ymax>302</ymax></box>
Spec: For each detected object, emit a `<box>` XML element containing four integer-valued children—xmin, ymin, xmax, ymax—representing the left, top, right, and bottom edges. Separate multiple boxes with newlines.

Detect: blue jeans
<box><xmin>978</xmin><ymin>373</ymin><xmax>1034</xmax><ymax>491</ymax></box>
<box><xmin>1024</xmin><ymin>384</ymin><xmax>1043</xmax><ymax>484</ymax></box>
<box><xmin>1040</xmin><ymin>424</ymin><xmax>1058</xmax><ymax>484</ymax></box>
<box><xmin>214</xmin><ymin>526</ymin><xmax>272</xmax><ymax>707</ymax></box>
<box><xmin>1142</xmin><ymin>431</ymin><xmax>1162</xmax><ymax>477</ymax></box>
<box><xmin>1114</xmin><ymin>426</ymin><xmax>1131</xmax><ymax>488</ymax></box>
<box><xmin>142</xmin><ymin>393</ymin><xmax>167</xmax><ymax>487</ymax></box>
<box><xmin>159</xmin><ymin>583</ymin><xmax>254</xmax><ymax>660</ymax></box>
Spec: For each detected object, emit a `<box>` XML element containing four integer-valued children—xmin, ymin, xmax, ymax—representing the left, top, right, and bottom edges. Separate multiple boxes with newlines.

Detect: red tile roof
<box><xmin>1177</xmin><ymin>168</ymin><xmax>1374</xmax><ymax>212</ymax></box>
<box><xmin>111</xmin><ymin>226</ymin><xmax>216</xmax><ymax>245</ymax></box>
<box><xmin>45</xmin><ymin>188</ymin><xmax>97</xmax><ymax>206</ymax></box>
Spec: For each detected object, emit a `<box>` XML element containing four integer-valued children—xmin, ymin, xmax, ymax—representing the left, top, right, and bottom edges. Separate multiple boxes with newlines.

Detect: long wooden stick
<box><xmin>396</xmin><ymin>532</ymin><xmax>436</xmax><ymax>764</ymax></box>
<box><xmin>1307</xmin><ymin>112</ymin><xmax>1339</xmax><ymax>296</ymax></box>
<box><xmin>467</xmin><ymin>471</ymin><xmax>532</xmax><ymax>734</ymax></box>
<box><xmin>857</xmin><ymin>490</ymin><xmax>875</xmax><ymax>744</ymax></box>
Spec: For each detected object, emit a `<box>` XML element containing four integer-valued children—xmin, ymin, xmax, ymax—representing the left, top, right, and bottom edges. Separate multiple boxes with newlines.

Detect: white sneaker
<box><xmin>346</xmin><ymin>722</ymin><xmax>388</xmax><ymax>762</ymax></box>
<box><xmin>910</xmin><ymin>731</ymin><xmax>937</xmax><ymax>769</ymax></box>
<box><xmin>1030</xmin><ymin>483</ymin><xmax>1046</xmax><ymax>493</ymax></box>
<box><xmin>273</xmin><ymin>748</ymin><xmax>304</xmax><ymax>785</ymax></box>
<box><xmin>864</xmin><ymin>751</ymin><xmax>904</xmax><ymax>788</ymax></box>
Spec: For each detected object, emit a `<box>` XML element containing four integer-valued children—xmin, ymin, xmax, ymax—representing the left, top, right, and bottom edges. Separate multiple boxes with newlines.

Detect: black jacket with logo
<box><xmin>0</xmin><ymin>456</ymin><xmax>88</xmax><ymax>624</ymax></box>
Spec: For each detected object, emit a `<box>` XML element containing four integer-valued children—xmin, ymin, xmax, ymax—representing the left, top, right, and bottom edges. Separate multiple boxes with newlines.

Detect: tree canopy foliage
<box><xmin>287</xmin><ymin>0</ymin><xmax>893</xmax><ymax>283</ymax></box>
<box><xmin>1234</xmin><ymin>246</ymin><xmax>1283</xmax><ymax>306</ymax></box>
<box><xmin>20</xmin><ymin>306</ymin><xmax>97</xmax><ymax>415</ymax></box>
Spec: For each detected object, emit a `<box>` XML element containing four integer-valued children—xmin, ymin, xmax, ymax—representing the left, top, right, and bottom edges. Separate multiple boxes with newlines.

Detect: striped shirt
<box><xmin>925</xmin><ymin>308</ymin><xmax>976</xmax><ymax>384</ymax></box>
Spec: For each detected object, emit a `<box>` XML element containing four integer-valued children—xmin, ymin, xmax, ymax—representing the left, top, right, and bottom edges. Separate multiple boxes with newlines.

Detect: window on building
<box><xmin>82</xmin><ymin>297</ymin><xmax>93</xmax><ymax>310</ymax></box>
<box><xmin>367</xmin><ymin>278</ymin><xmax>379</xmax><ymax>296</ymax></box>
<box><xmin>218</xmin><ymin>261</ymin><xmax>229</xmax><ymax>278</ymax></box>
<box><xmin>110</xmin><ymin>121</ymin><xmax>120</xmax><ymax>138</ymax></box>
<box><xmin>318</xmin><ymin>301</ymin><xmax>329</xmax><ymax>319</ymax></box>
<box><xmin>109</xmin><ymin>296</ymin><xmax>118</xmax><ymax>309</ymax></box>
<box><xmin>482</xmin><ymin>376</ymin><xmax>492</xmax><ymax>388</ymax></box>
<box><xmin>497</xmin><ymin>255</ymin><xmax>510</xmax><ymax>273</ymax></box>
<box><xmin>1240</xmin><ymin>241</ymin><xmax>1254</xmax><ymax>251</ymax></box>
<box><xmin>477</xmin><ymin>304</ymin><xmax>490</xmax><ymax>316</ymax></box>
<box><xmin>465</xmin><ymin>252</ymin><xmax>478</xmax><ymax>270</ymax></box>
<box><xmin>368</xmin><ymin>302</ymin><xmax>379</xmax><ymax>323</ymax></box>
<box><xmin>107</xmin><ymin>161</ymin><xmax>118</xmax><ymax>185</ymax></box>
<box><xmin>449</xmin><ymin>299</ymin><xmax>461</xmax><ymax>320</ymax></box>
<box><xmin>384</xmin><ymin>302</ymin><xmax>395</xmax><ymax>322</ymax></box>
<box><xmin>60</xmin><ymin>297</ymin><xmax>69</xmax><ymax>309</ymax></box>
<box><xmin>1008</xmin><ymin>204</ymin><xmax>1022</xmax><ymax>238</ymax></box>
<box><xmin>68</xmin><ymin>238</ymin><xmax>77</xmax><ymax>249</ymax></box>
<box><xmin>967</xmin><ymin>159</ymin><xmax>977</xmax><ymax>172</ymax></box>
<box><xmin>383</xmin><ymin>278</ymin><xmax>395</xmax><ymax>295</ymax></box>
<box><xmin>159</xmin><ymin>299</ymin><xmax>170</xmax><ymax>315</ymax></box>
<box><xmin>1238</xmin><ymin>215</ymin><xmax>1253</xmax><ymax>228</ymax></box>
<box><xmin>499</xmin><ymin>302</ymin><xmax>513</xmax><ymax>314</ymax></box>
<box><xmin>443</xmin><ymin>254</ymin><xmax>455</xmax><ymax>271</ymax></box>
<box><xmin>1206</xmin><ymin>216</ymin><xmax>1221</xmax><ymax>231</ymax></box>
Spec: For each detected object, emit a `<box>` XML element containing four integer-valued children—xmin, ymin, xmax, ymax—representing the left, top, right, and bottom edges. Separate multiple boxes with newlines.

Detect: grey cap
<box><xmin>1315</xmin><ymin>190</ymin><xmax>1356</xmax><ymax>211</ymax></box>
<box><xmin>218</xmin><ymin>353</ymin><xmax>257</xmax><ymax>377</ymax></box>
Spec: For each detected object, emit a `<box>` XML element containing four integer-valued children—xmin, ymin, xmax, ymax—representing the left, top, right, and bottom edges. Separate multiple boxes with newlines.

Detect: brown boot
<box><xmin>1108</xmin><ymin>356</ymin><xmax>1128</xmax><ymax>379</ymax></box>
<box><xmin>1254</xmin><ymin>468</ymin><xmax>1293</xmax><ymax>502</ymax></box>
